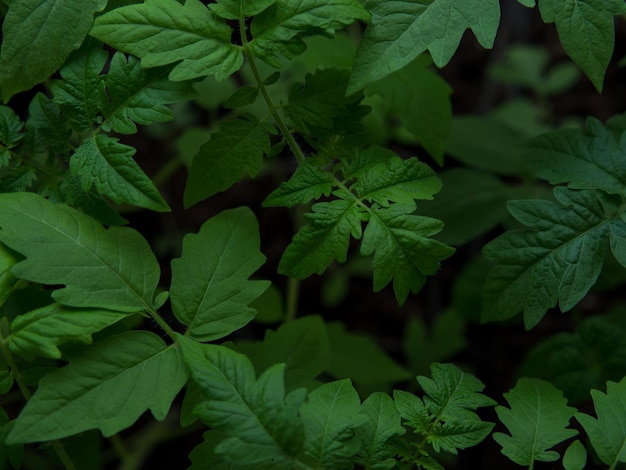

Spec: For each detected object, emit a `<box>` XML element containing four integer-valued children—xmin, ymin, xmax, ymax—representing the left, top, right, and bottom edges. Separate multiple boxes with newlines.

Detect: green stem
<box><xmin>285</xmin><ymin>277</ymin><xmax>300</xmax><ymax>322</ymax></box>
<box><xmin>147</xmin><ymin>307</ymin><xmax>178</xmax><ymax>342</ymax></box>
<box><xmin>0</xmin><ymin>328</ymin><xmax>77</xmax><ymax>470</ymax></box>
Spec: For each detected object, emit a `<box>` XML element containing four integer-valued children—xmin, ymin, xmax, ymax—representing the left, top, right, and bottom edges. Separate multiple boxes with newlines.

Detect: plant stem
<box><xmin>147</xmin><ymin>308</ymin><xmax>178</xmax><ymax>342</ymax></box>
<box><xmin>285</xmin><ymin>276</ymin><xmax>300</xmax><ymax>322</ymax></box>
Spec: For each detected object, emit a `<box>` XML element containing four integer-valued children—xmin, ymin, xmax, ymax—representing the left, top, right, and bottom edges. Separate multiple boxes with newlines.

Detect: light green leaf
<box><xmin>249</xmin><ymin>0</ymin><xmax>370</xmax><ymax>67</ymax></box>
<box><xmin>482</xmin><ymin>187</ymin><xmax>619</xmax><ymax>329</ymax></box>
<box><xmin>0</xmin><ymin>193</ymin><xmax>160</xmax><ymax>312</ymax></box>
<box><xmin>494</xmin><ymin>378</ymin><xmax>578</xmax><ymax>466</ymax></box>
<box><xmin>184</xmin><ymin>117</ymin><xmax>274</xmax><ymax>207</ymax></box>
<box><xmin>361</xmin><ymin>204</ymin><xmax>454</xmax><ymax>304</ymax></box>
<box><xmin>0</xmin><ymin>0</ymin><xmax>107</xmax><ymax>101</ymax></box>
<box><xmin>90</xmin><ymin>0</ymin><xmax>243</xmax><ymax>81</ymax></box>
<box><xmin>178</xmin><ymin>336</ymin><xmax>305</xmax><ymax>469</ymax></box>
<box><xmin>524</xmin><ymin>117</ymin><xmax>626</xmax><ymax>195</ymax></box>
<box><xmin>263</xmin><ymin>162</ymin><xmax>335</xmax><ymax>208</ymax></box>
<box><xmin>300</xmin><ymin>379</ymin><xmax>365</xmax><ymax>469</ymax></box>
<box><xmin>6</xmin><ymin>331</ymin><xmax>188</xmax><ymax>443</ymax></box>
<box><xmin>211</xmin><ymin>0</ymin><xmax>276</xmax><ymax>20</ymax></box>
<box><xmin>8</xmin><ymin>303</ymin><xmax>132</xmax><ymax>360</ymax></box>
<box><xmin>576</xmin><ymin>377</ymin><xmax>626</xmax><ymax>467</ymax></box>
<box><xmin>563</xmin><ymin>440</ymin><xmax>587</xmax><ymax>470</ymax></box>
<box><xmin>355</xmin><ymin>392</ymin><xmax>406</xmax><ymax>470</ymax></box>
<box><xmin>348</xmin><ymin>0</ymin><xmax>500</xmax><ymax>93</ymax></box>
<box><xmin>103</xmin><ymin>52</ymin><xmax>196</xmax><ymax>134</ymax></box>
<box><xmin>71</xmin><ymin>134</ymin><xmax>170</xmax><ymax>212</ymax></box>
<box><xmin>170</xmin><ymin>207</ymin><xmax>269</xmax><ymax>342</ymax></box>
<box><xmin>538</xmin><ymin>0</ymin><xmax>626</xmax><ymax>92</ymax></box>
<box><xmin>517</xmin><ymin>0</ymin><xmax>535</xmax><ymax>6</ymax></box>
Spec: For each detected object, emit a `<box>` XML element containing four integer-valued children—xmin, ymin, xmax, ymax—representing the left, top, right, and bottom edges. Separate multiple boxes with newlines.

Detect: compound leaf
<box><xmin>103</xmin><ymin>52</ymin><xmax>196</xmax><ymax>134</ymax></box>
<box><xmin>0</xmin><ymin>192</ymin><xmax>160</xmax><ymax>312</ymax></box>
<box><xmin>482</xmin><ymin>187</ymin><xmax>620</xmax><ymax>329</ymax></box>
<box><xmin>90</xmin><ymin>0</ymin><xmax>243</xmax><ymax>81</ymax></box>
<box><xmin>576</xmin><ymin>377</ymin><xmax>626</xmax><ymax>467</ymax></box>
<box><xmin>7</xmin><ymin>331</ymin><xmax>188</xmax><ymax>443</ymax></box>
<box><xmin>494</xmin><ymin>378</ymin><xmax>578</xmax><ymax>466</ymax></box>
<box><xmin>300</xmin><ymin>379</ymin><xmax>366</xmax><ymax>469</ymax></box>
<box><xmin>538</xmin><ymin>0</ymin><xmax>626</xmax><ymax>92</ymax></box>
<box><xmin>349</xmin><ymin>0</ymin><xmax>500</xmax><ymax>93</ymax></box>
<box><xmin>0</xmin><ymin>0</ymin><xmax>107</xmax><ymax>101</ymax></box>
<box><xmin>0</xmin><ymin>106</ymin><xmax>24</xmax><ymax>158</ymax></box>
<box><xmin>184</xmin><ymin>116</ymin><xmax>274</xmax><ymax>207</ymax></box>
<box><xmin>178</xmin><ymin>336</ymin><xmax>305</xmax><ymax>469</ymax></box>
<box><xmin>249</xmin><ymin>0</ymin><xmax>370</xmax><ymax>67</ymax></box>
<box><xmin>72</xmin><ymin>134</ymin><xmax>170</xmax><ymax>212</ymax></box>
<box><xmin>8</xmin><ymin>303</ymin><xmax>132</xmax><ymax>360</ymax></box>
<box><xmin>263</xmin><ymin>162</ymin><xmax>335</xmax><ymax>208</ymax></box>
<box><xmin>170</xmin><ymin>207</ymin><xmax>269</xmax><ymax>342</ymax></box>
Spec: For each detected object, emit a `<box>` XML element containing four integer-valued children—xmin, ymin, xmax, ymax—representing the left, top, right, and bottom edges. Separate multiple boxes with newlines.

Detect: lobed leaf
<box><xmin>8</xmin><ymin>303</ymin><xmax>133</xmax><ymax>360</ymax></box>
<box><xmin>249</xmin><ymin>0</ymin><xmax>370</xmax><ymax>67</ymax></box>
<box><xmin>263</xmin><ymin>162</ymin><xmax>335</xmax><ymax>208</ymax></box>
<box><xmin>0</xmin><ymin>193</ymin><xmax>161</xmax><ymax>312</ymax></box>
<box><xmin>170</xmin><ymin>207</ymin><xmax>270</xmax><ymax>342</ymax></box>
<box><xmin>494</xmin><ymin>378</ymin><xmax>578</xmax><ymax>466</ymax></box>
<box><xmin>7</xmin><ymin>331</ymin><xmax>188</xmax><ymax>443</ymax></box>
<box><xmin>184</xmin><ymin>116</ymin><xmax>274</xmax><ymax>207</ymax></box>
<box><xmin>348</xmin><ymin>0</ymin><xmax>500</xmax><ymax>92</ymax></box>
<box><xmin>25</xmin><ymin>93</ymin><xmax>71</xmax><ymax>156</ymax></box>
<box><xmin>71</xmin><ymin>134</ymin><xmax>170</xmax><ymax>212</ymax></box>
<box><xmin>90</xmin><ymin>0</ymin><xmax>243</xmax><ymax>81</ymax></box>
<box><xmin>0</xmin><ymin>0</ymin><xmax>107</xmax><ymax>101</ymax></box>
<box><xmin>575</xmin><ymin>377</ymin><xmax>626</xmax><ymax>467</ymax></box>
<box><xmin>482</xmin><ymin>187</ymin><xmax>623</xmax><ymax>329</ymax></box>
<box><xmin>0</xmin><ymin>106</ymin><xmax>24</xmax><ymax>158</ymax></box>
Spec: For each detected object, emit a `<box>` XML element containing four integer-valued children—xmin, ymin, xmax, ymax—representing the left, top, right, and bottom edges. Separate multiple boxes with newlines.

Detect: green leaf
<box><xmin>0</xmin><ymin>0</ymin><xmax>107</xmax><ymax>101</ymax></box>
<box><xmin>6</xmin><ymin>331</ymin><xmax>188</xmax><ymax>443</ymax></box>
<box><xmin>576</xmin><ymin>377</ymin><xmax>626</xmax><ymax>467</ymax></box>
<box><xmin>90</xmin><ymin>0</ymin><xmax>243</xmax><ymax>81</ymax></box>
<box><xmin>253</xmin><ymin>315</ymin><xmax>329</xmax><ymax>391</ymax></box>
<box><xmin>223</xmin><ymin>86</ymin><xmax>259</xmax><ymax>109</ymax></box>
<box><xmin>61</xmin><ymin>176</ymin><xmax>128</xmax><ymax>226</ymax></box>
<box><xmin>0</xmin><ymin>106</ymin><xmax>23</xmax><ymax>154</ymax></box>
<box><xmin>493</xmin><ymin>378</ymin><xmax>578</xmax><ymax>466</ymax></box>
<box><xmin>71</xmin><ymin>134</ymin><xmax>170</xmax><ymax>212</ymax></box>
<box><xmin>517</xmin><ymin>0</ymin><xmax>535</xmax><ymax>6</ymax></box>
<box><xmin>355</xmin><ymin>392</ymin><xmax>406</xmax><ymax>470</ymax></box>
<box><xmin>249</xmin><ymin>0</ymin><xmax>370</xmax><ymax>67</ymax></box>
<box><xmin>102</xmin><ymin>52</ymin><xmax>196</xmax><ymax>134</ymax></box>
<box><xmin>25</xmin><ymin>93</ymin><xmax>71</xmax><ymax>155</ymax></box>
<box><xmin>361</xmin><ymin>204</ymin><xmax>454</xmax><ymax>304</ymax></box>
<box><xmin>394</xmin><ymin>363</ymin><xmax>495</xmax><ymax>454</ymax></box>
<box><xmin>299</xmin><ymin>379</ymin><xmax>365</xmax><ymax>469</ymax></box>
<box><xmin>184</xmin><ymin>117</ymin><xmax>274</xmax><ymax>207</ymax></box>
<box><xmin>482</xmin><ymin>187</ymin><xmax>620</xmax><ymax>329</ymax></box>
<box><xmin>0</xmin><ymin>193</ymin><xmax>161</xmax><ymax>312</ymax></box>
<box><xmin>211</xmin><ymin>0</ymin><xmax>276</xmax><ymax>20</ymax></box>
<box><xmin>348</xmin><ymin>0</ymin><xmax>500</xmax><ymax>92</ymax></box>
<box><xmin>263</xmin><ymin>162</ymin><xmax>335</xmax><ymax>207</ymax></box>
<box><xmin>0</xmin><ymin>243</ymin><xmax>18</xmax><ymax>308</ymax></box>
<box><xmin>8</xmin><ymin>304</ymin><xmax>132</xmax><ymax>360</ymax></box>
<box><xmin>563</xmin><ymin>440</ymin><xmax>587</xmax><ymax>470</ymax></box>
<box><xmin>178</xmin><ymin>336</ymin><xmax>305</xmax><ymax>469</ymax></box>
<box><xmin>170</xmin><ymin>207</ymin><xmax>269</xmax><ymax>342</ymax></box>
<box><xmin>538</xmin><ymin>0</ymin><xmax>626</xmax><ymax>92</ymax></box>
<box><xmin>524</xmin><ymin>117</ymin><xmax>626</xmax><ymax>195</ymax></box>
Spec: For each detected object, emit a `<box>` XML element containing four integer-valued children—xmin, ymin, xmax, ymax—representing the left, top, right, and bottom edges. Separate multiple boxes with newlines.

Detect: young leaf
<box><xmin>494</xmin><ymin>378</ymin><xmax>578</xmax><ymax>466</ymax></box>
<box><xmin>6</xmin><ymin>331</ymin><xmax>188</xmax><ymax>444</ymax></box>
<box><xmin>178</xmin><ymin>335</ymin><xmax>305</xmax><ymax>468</ymax></box>
<box><xmin>361</xmin><ymin>204</ymin><xmax>454</xmax><ymax>304</ymax></box>
<box><xmin>355</xmin><ymin>392</ymin><xmax>406</xmax><ymax>469</ymax></box>
<box><xmin>170</xmin><ymin>207</ymin><xmax>270</xmax><ymax>342</ymax></box>
<box><xmin>0</xmin><ymin>106</ymin><xmax>24</xmax><ymax>161</ymax></box>
<box><xmin>0</xmin><ymin>0</ymin><xmax>107</xmax><ymax>101</ymax></box>
<box><xmin>102</xmin><ymin>52</ymin><xmax>196</xmax><ymax>134</ymax></box>
<box><xmin>538</xmin><ymin>0</ymin><xmax>626</xmax><ymax>92</ymax></box>
<box><xmin>348</xmin><ymin>0</ymin><xmax>500</xmax><ymax>93</ymax></box>
<box><xmin>249</xmin><ymin>0</ymin><xmax>370</xmax><ymax>68</ymax></box>
<box><xmin>482</xmin><ymin>187</ymin><xmax>622</xmax><ymax>329</ymax></box>
<box><xmin>71</xmin><ymin>134</ymin><xmax>170</xmax><ymax>212</ymax></box>
<box><xmin>211</xmin><ymin>0</ymin><xmax>276</xmax><ymax>20</ymax></box>
<box><xmin>263</xmin><ymin>162</ymin><xmax>335</xmax><ymax>208</ymax></box>
<box><xmin>575</xmin><ymin>377</ymin><xmax>626</xmax><ymax>467</ymax></box>
<box><xmin>90</xmin><ymin>0</ymin><xmax>243</xmax><ymax>81</ymax></box>
<box><xmin>524</xmin><ymin>117</ymin><xmax>626</xmax><ymax>195</ymax></box>
<box><xmin>8</xmin><ymin>303</ymin><xmax>132</xmax><ymax>360</ymax></box>
<box><xmin>184</xmin><ymin>116</ymin><xmax>274</xmax><ymax>207</ymax></box>
<box><xmin>563</xmin><ymin>440</ymin><xmax>587</xmax><ymax>470</ymax></box>
<box><xmin>223</xmin><ymin>86</ymin><xmax>259</xmax><ymax>109</ymax></box>
<box><xmin>0</xmin><ymin>193</ymin><xmax>161</xmax><ymax>312</ymax></box>
<box><xmin>394</xmin><ymin>363</ymin><xmax>495</xmax><ymax>455</ymax></box>
<box><xmin>299</xmin><ymin>379</ymin><xmax>366</xmax><ymax>468</ymax></box>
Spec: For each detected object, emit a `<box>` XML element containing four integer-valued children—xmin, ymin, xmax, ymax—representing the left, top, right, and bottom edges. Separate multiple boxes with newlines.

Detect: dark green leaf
<box><xmin>223</xmin><ymin>86</ymin><xmax>259</xmax><ymax>109</ymax></box>
<box><xmin>211</xmin><ymin>0</ymin><xmax>276</xmax><ymax>20</ymax></box>
<box><xmin>25</xmin><ymin>93</ymin><xmax>71</xmax><ymax>155</ymax></box>
<box><xmin>263</xmin><ymin>162</ymin><xmax>335</xmax><ymax>208</ymax></box>
<box><xmin>0</xmin><ymin>106</ymin><xmax>23</xmax><ymax>154</ymax></box>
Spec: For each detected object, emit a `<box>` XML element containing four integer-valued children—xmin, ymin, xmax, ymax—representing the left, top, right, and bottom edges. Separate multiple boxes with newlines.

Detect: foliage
<box><xmin>0</xmin><ymin>0</ymin><xmax>624</xmax><ymax>469</ymax></box>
